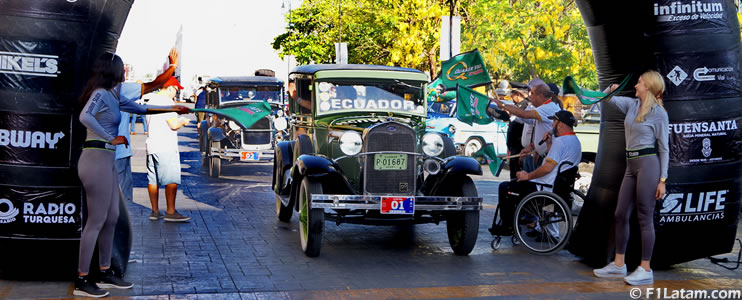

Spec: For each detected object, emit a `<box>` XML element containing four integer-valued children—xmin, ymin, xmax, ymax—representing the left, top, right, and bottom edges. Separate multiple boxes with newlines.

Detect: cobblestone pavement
<box><xmin>1</xmin><ymin>113</ymin><xmax>741</xmax><ymax>299</ymax></box>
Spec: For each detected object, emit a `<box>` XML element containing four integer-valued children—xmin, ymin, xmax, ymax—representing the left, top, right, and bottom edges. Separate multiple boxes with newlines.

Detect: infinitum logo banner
<box><xmin>652</xmin><ymin>0</ymin><xmax>729</xmax><ymax>34</ymax></box>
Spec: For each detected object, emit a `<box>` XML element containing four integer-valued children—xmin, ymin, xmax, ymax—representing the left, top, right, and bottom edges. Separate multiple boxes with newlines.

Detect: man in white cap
<box><xmin>493</xmin><ymin>78</ymin><xmax>560</xmax><ymax>171</ymax></box>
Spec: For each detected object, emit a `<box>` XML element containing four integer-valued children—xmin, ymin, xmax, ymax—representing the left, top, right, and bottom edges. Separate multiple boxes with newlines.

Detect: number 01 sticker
<box><xmin>380</xmin><ymin>196</ymin><xmax>414</xmax><ymax>214</ymax></box>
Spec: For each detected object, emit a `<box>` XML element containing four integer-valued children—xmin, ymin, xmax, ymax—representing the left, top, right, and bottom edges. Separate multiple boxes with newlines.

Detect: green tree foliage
<box><xmin>272</xmin><ymin>0</ymin><xmax>446</xmax><ymax>77</ymax></box>
<box><xmin>273</xmin><ymin>0</ymin><xmax>598</xmax><ymax>89</ymax></box>
<box><xmin>461</xmin><ymin>0</ymin><xmax>597</xmax><ymax>89</ymax></box>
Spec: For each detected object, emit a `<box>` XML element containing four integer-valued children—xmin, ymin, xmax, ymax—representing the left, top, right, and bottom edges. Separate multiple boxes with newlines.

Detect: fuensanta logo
<box><xmin>0</xmin><ymin>198</ymin><xmax>19</xmax><ymax>224</ymax></box>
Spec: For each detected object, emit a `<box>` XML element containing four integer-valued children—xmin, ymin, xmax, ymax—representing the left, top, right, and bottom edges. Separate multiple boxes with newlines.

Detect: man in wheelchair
<box><xmin>490</xmin><ymin>110</ymin><xmax>582</xmax><ymax>237</ymax></box>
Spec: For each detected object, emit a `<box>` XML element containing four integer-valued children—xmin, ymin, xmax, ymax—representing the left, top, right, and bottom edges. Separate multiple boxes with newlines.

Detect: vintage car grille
<box><xmin>242</xmin><ymin>117</ymin><xmax>271</xmax><ymax>145</ymax></box>
<box><xmin>363</xmin><ymin>122</ymin><xmax>416</xmax><ymax>195</ymax></box>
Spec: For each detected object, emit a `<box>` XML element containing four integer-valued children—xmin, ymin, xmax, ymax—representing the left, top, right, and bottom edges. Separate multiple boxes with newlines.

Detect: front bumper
<box><xmin>311</xmin><ymin>195</ymin><xmax>482</xmax><ymax>211</ymax></box>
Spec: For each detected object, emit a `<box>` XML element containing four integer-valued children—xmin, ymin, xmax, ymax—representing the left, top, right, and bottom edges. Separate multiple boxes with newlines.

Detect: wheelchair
<box><xmin>489</xmin><ymin>161</ymin><xmax>580</xmax><ymax>255</ymax></box>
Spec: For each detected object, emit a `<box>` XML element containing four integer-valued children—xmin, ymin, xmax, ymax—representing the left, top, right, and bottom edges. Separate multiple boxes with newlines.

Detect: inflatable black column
<box><xmin>651</xmin><ymin>0</ymin><xmax>742</xmax><ymax>266</ymax></box>
<box><xmin>0</xmin><ymin>0</ymin><xmax>134</xmax><ymax>278</ymax></box>
<box><xmin>570</xmin><ymin>0</ymin><xmax>742</xmax><ymax>267</ymax></box>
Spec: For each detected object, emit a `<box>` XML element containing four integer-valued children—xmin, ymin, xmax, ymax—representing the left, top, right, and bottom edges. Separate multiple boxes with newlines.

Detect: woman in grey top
<box><xmin>593</xmin><ymin>70</ymin><xmax>669</xmax><ymax>285</ymax></box>
<box><xmin>75</xmin><ymin>53</ymin><xmax>189</xmax><ymax>298</ymax></box>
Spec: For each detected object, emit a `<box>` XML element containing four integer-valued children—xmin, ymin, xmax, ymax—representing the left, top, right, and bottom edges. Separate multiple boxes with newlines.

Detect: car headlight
<box><xmin>276</xmin><ymin>109</ymin><xmax>284</xmax><ymax>117</ymax></box>
<box><xmin>339</xmin><ymin>131</ymin><xmax>362</xmax><ymax>155</ymax></box>
<box><xmin>228</xmin><ymin>120</ymin><xmax>241</xmax><ymax>131</ymax></box>
<box><xmin>422</xmin><ymin>133</ymin><xmax>444</xmax><ymax>156</ymax></box>
<box><xmin>448</xmin><ymin>125</ymin><xmax>456</xmax><ymax>134</ymax></box>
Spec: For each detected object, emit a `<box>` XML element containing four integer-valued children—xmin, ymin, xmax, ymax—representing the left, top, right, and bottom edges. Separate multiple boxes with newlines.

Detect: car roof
<box><xmin>208</xmin><ymin>76</ymin><xmax>284</xmax><ymax>87</ymax></box>
<box><xmin>291</xmin><ymin>64</ymin><xmax>425</xmax><ymax>75</ymax></box>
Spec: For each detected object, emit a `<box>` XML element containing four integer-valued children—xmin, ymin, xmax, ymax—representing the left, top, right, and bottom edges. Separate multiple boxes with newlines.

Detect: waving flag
<box><xmin>472</xmin><ymin>144</ymin><xmax>504</xmax><ymax>177</ymax></box>
<box><xmin>192</xmin><ymin>101</ymin><xmax>271</xmax><ymax>129</ymax></box>
<box><xmin>456</xmin><ymin>84</ymin><xmax>491</xmax><ymax>125</ymax></box>
<box><xmin>437</xmin><ymin>49</ymin><xmax>492</xmax><ymax>91</ymax></box>
<box><xmin>562</xmin><ymin>74</ymin><xmax>633</xmax><ymax>105</ymax></box>
<box><xmin>427</xmin><ymin>77</ymin><xmax>457</xmax><ymax>103</ymax></box>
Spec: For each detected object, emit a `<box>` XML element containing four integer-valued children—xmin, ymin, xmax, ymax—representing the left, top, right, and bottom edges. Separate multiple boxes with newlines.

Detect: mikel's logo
<box><xmin>0</xmin><ymin>51</ymin><xmax>60</xmax><ymax>77</ymax></box>
<box><xmin>667</xmin><ymin>66</ymin><xmax>688</xmax><ymax>86</ymax></box>
<box><xmin>0</xmin><ymin>198</ymin><xmax>19</xmax><ymax>224</ymax></box>
<box><xmin>701</xmin><ymin>138</ymin><xmax>712</xmax><ymax>158</ymax></box>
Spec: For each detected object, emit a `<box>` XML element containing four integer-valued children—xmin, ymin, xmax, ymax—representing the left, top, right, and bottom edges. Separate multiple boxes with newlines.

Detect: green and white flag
<box><xmin>192</xmin><ymin>101</ymin><xmax>272</xmax><ymax>129</ymax></box>
<box><xmin>472</xmin><ymin>144</ymin><xmax>503</xmax><ymax>177</ymax></box>
<box><xmin>438</xmin><ymin>49</ymin><xmax>491</xmax><ymax>91</ymax></box>
<box><xmin>427</xmin><ymin>77</ymin><xmax>457</xmax><ymax>103</ymax></box>
<box><xmin>456</xmin><ymin>84</ymin><xmax>490</xmax><ymax>125</ymax></box>
<box><xmin>562</xmin><ymin>74</ymin><xmax>632</xmax><ymax>105</ymax></box>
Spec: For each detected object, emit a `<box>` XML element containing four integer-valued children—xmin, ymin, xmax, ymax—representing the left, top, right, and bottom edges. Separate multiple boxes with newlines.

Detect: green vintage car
<box><xmin>272</xmin><ymin>64</ymin><xmax>484</xmax><ymax>257</ymax></box>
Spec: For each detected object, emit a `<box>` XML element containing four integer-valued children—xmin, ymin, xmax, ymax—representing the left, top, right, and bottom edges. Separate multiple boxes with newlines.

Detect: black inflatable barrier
<box><xmin>570</xmin><ymin>0</ymin><xmax>742</xmax><ymax>268</ymax></box>
<box><xmin>0</xmin><ymin>0</ymin><xmax>134</xmax><ymax>278</ymax></box>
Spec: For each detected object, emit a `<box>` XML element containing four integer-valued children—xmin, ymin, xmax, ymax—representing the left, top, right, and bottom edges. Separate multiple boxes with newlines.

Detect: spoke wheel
<box><xmin>464</xmin><ymin>138</ymin><xmax>483</xmax><ymax>157</ymax></box>
<box><xmin>513</xmin><ymin>192</ymin><xmax>572</xmax><ymax>255</ymax></box>
<box><xmin>299</xmin><ymin>177</ymin><xmax>324</xmax><ymax>257</ymax></box>
<box><xmin>446</xmin><ymin>177</ymin><xmax>480</xmax><ymax>256</ymax></box>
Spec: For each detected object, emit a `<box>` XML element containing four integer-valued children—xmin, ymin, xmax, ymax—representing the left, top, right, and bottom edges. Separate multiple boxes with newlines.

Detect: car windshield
<box><xmin>428</xmin><ymin>101</ymin><xmax>455</xmax><ymax>116</ymax></box>
<box><xmin>314</xmin><ymin>79</ymin><xmax>426</xmax><ymax>116</ymax></box>
<box><xmin>219</xmin><ymin>86</ymin><xmax>282</xmax><ymax>103</ymax></box>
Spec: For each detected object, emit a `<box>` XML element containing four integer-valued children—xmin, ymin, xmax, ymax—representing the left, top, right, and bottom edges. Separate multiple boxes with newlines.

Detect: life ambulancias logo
<box><xmin>0</xmin><ymin>198</ymin><xmax>19</xmax><ymax>224</ymax></box>
<box><xmin>659</xmin><ymin>189</ymin><xmax>726</xmax><ymax>223</ymax></box>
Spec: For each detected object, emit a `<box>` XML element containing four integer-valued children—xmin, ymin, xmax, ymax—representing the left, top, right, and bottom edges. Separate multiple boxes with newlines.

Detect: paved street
<box><xmin>1</xmin><ymin>112</ymin><xmax>741</xmax><ymax>299</ymax></box>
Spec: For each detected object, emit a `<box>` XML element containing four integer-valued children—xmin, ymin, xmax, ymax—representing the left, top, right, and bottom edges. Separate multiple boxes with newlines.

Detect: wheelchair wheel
<box><xmin>513</xmin><ymin>191</ymin><xmax>572</xmax><ymax>255</ymax></box>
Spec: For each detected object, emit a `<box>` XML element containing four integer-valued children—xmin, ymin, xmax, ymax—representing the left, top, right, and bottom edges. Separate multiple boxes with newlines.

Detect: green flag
<box><xmin>472</xmin><ymin>144</ymin><xmax>503</xmax><ymax>177</ymax></box>
<box><xmin>192</xmin><ymin>101</ymin><xmax>272</xmax><ymax>129</ymax></box>
<box><xmin>426</xmin><ymin>77</ymin><xmax>457</xmax><ymax>103</ymax></box>
<box><xmin>438</xmin><ymin>49</ymin><xmax>491</xmax><ymax>90</ymax></box>
<box><xmin>562</xmin><ymin>74</ymin><xmax>632</xmax><ymax>105</ymax></box>
<box><xmin>456</xmin><ymin>84</ymin><xmax>491</xmax><ymax>125</ymax></box>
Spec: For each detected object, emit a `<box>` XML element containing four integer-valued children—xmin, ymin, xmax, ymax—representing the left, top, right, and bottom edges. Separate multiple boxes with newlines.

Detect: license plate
<box><xmin>380</xmin><ymin>196</ymin><xmax>414</xmax><ymax>214</ymax></box>
<box><xmin>240</xmin><ymin>151</ymin><xmax>259</xmax><ymax>161</ymax></box>
<box><xmin>373</xmin><ymin>154</ymin><xmax>406</xmax><ymax>170</ymax></box>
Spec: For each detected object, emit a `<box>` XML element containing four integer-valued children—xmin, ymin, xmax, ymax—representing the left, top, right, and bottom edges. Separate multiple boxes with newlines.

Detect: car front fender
<box><xmin>208</xmin><ymin>127</ymin><xmax>227</xmax><ymax>142</ymax></box>
<box><xmin>423</xmin><ymin>156</ymin><xmax>482</xmax><ymax>195</ymax></box>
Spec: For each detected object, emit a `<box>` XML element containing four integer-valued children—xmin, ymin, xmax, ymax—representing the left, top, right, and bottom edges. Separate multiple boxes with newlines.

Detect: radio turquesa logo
<box><xmin>0</xmin><ymin>51</ymin><xmax>59</xmax><ymax>77</ymax></box>
<box><xmin>0</xmin><ymin>130</ymin><xmax>65</xmax><ymax>149</ymax></box>
<box><xmin>0</xmin><ymin>198</ymin><xmax>19</xmax><ymax>224</ymax></box>
<box><xmin>23</xmin><ymin>202</ymin><xmax>77</xmax><ymax>224</ymax></box>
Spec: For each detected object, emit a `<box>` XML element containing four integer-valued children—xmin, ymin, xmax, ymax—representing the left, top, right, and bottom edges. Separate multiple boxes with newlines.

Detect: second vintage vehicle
<box><xmin>273</xmin><ymin>64</ymin><xmax>483</xmax><ymax>257</ymax></box>
<box><xmin>199</xmin><ymin>75</ymin><xmax>287</xmax><ymax>178</ymax></box>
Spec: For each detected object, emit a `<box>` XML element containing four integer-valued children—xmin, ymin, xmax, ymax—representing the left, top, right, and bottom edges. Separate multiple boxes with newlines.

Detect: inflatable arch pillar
<box><xmin>570</xmin><ymin>0</ymin><xmax>742</xmax><ymax>267</ymax></box>
<box><xmin>0</xmin><ymin>0</ymin><xmax>134</xmax><ymax>277</ymax></box>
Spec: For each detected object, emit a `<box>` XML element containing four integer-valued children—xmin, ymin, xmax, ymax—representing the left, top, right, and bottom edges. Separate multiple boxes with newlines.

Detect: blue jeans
<box><xmin>130</xmin><ymin>113</ymin><xmax>148</xmax><ymax>132</ymax></box>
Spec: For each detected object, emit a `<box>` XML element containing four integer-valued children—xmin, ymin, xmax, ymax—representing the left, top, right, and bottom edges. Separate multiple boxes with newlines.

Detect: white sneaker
<box><xmin>593</xmin><ymin>262</ymin><xmax>627</xmax><ymax>278</ymax></box>
<box><xmin>624</xmin><ymin>266</ymin><xmax>654</xmax><ymax>285</ymax></box>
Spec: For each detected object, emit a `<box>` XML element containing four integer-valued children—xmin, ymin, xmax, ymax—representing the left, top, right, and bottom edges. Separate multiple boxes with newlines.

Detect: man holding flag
<box><xmin>492</xmin><ymin>82</ymin><xmax>560</xmax><ymax>171</ymax></box>
<box><xmin>490</xmin><ymin>110</ymin><xmax>581</xmax><ymax>236</ymax></box>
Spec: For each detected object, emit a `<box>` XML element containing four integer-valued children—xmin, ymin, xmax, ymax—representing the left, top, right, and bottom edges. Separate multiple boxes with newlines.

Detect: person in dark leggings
<box><xmin>75</xmin><ymin>52</ymin><xmax>189</xmax><ymax>298</ymax></box>
<box><xmin>593</xmin><ymin>70</ymin><xmax>669</xmax><ymax>286</ymax></box>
